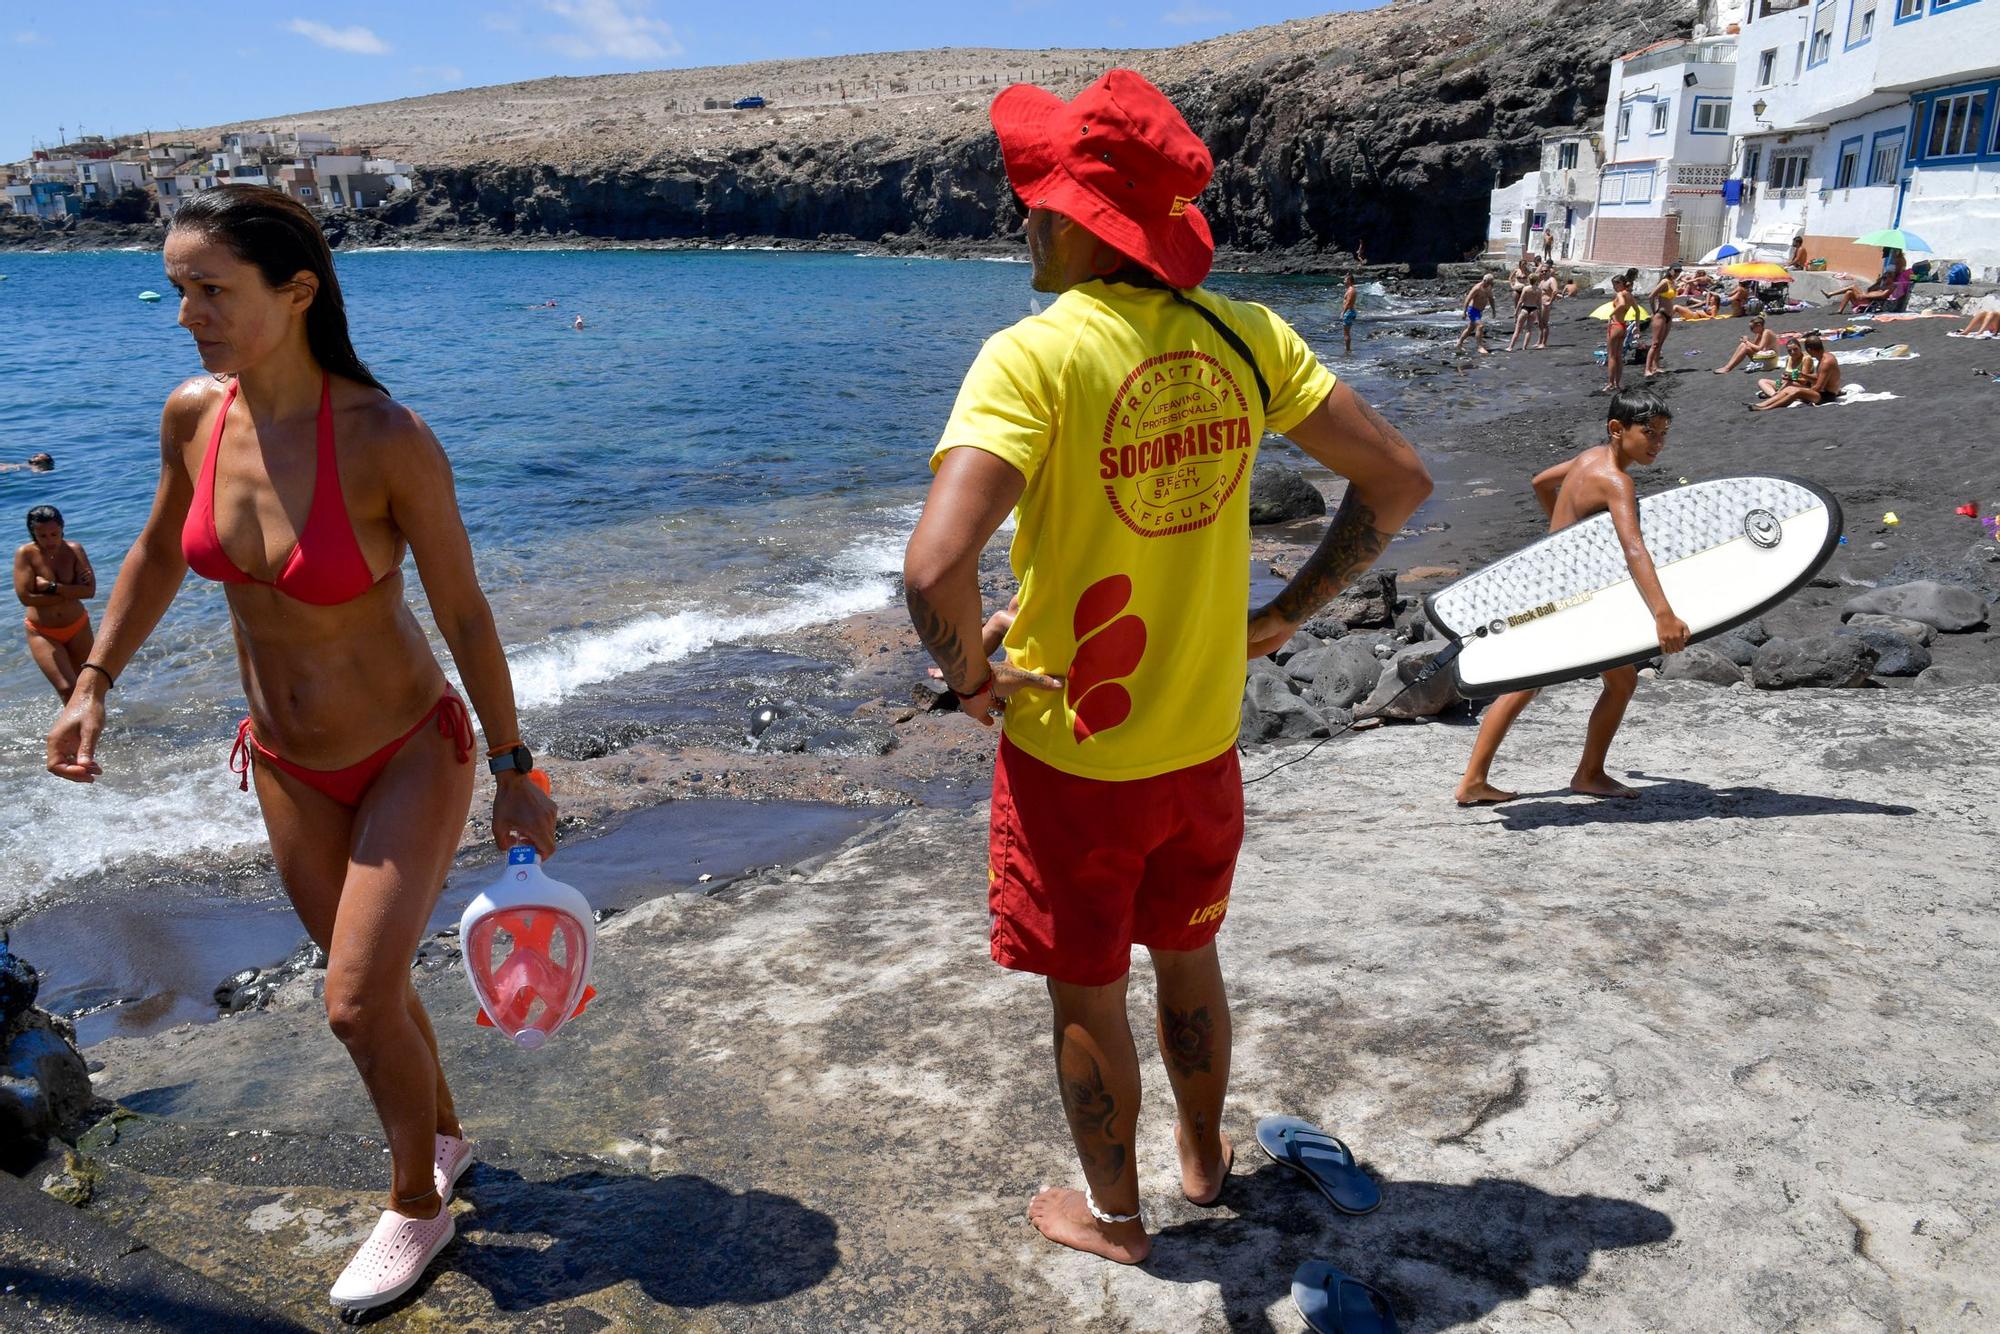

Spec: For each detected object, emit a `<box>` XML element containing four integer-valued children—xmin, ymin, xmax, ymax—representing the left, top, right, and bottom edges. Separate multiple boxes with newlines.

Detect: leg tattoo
<box><xmin>1160</xmin><ymin>1005</ymin><xmax>1215</xmax><ymax>1078</ymax></box>
<box><xmin>1061</xmin><ymin>1052</ymin><xmax>1127</xmax><ymax>1183</ymax></box>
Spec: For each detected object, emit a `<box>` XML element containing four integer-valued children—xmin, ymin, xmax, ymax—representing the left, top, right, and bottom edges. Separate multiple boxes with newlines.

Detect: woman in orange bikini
<box><xmin>15</xmin><ymin>504</ymin><xmax>96</xmax><ymax>699</ymax></box>
<box><xmin>43</xmin><ymin>185</ymin><xmax>557</xmax><ymax>1315</ymax></box>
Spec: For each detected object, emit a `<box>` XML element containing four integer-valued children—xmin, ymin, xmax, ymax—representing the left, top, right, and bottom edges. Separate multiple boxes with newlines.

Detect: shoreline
<box><xmin>0</xmin><ymin>214</ymin><xmax>1430</xmax><ymax>279</ymax></box>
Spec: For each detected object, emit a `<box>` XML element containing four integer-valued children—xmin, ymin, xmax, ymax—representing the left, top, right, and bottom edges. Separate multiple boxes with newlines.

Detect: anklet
<box><xmin>1084</xmin><ymin>1185</ymin><xmax>1142</xmax><ymax>1225</ymax></box>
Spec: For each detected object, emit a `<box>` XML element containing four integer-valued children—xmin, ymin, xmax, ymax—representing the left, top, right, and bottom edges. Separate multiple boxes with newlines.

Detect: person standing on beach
<box><xmin>15</xmin><ymin>504</ymin><xmax>96</xmax><ymax>700</ymax></box>
<box><xmin>1456</xmin><ymin>274</ymin><xmax>1495</xmax><ymax>356</ymax></box>
<box><xmin>1341</xmin><ymin>272</ymin><xmax>1358</xmax><ymax>355</ymax></box>
<box><xmin>1535</xmin><ymin>264</ymin><xmax>1560</xmax><ymax>349</ymax></box>
<box><xmin>42</xmin><ymin>185</ymin><xmax>557</xmax><ymax>1317</ymax></box>
<box><xmin>904</xmin><ymin>69</ymin><xmax>1431</xmax><ymax>1267</ymax></box>
<box><xmin>1602</xmin><ymin>275</ymin><xmax>1639</xmax><ymax>395</ymax></box>
<box><xmin>1507</xmin><ymin>268</ymin><xmax>1543</xmax><ymax>352</ymax></box>
<box><xmin>1508</xmin><ymin>253</ymin><xmax>1534</xmax><ymax>317</ymax></box>
<box><xmin>1454</xmin><ymin>387</ymin><xmax>1689</xmax><ymax>806</ymax></box>
<box><xmin>1643</xmin><ymin>265</ymin><xmax>1680</xmax><ymax>378</ymax></box>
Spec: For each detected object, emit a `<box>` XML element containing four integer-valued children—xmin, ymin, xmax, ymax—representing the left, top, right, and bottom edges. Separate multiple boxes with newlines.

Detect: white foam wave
<box><xmin>0</xmin><ymin>763</ymin><xmax>268</xmax><ymax>911</ymax></box>
<box><xmin>507</xmin><ymin>526</ymin><xmax>909</xmax><ymax>711</ymax></box>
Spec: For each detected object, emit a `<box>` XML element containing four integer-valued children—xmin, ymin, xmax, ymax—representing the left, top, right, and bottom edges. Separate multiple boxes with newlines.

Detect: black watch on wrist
<box><xmin>488</xmin><ymin>745</ymin><xmax>534</xmax><ymax>777</ymax></box>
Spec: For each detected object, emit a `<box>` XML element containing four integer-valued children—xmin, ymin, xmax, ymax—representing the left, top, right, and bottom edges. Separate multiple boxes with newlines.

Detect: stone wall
<box><xmin>1589</xmin><ymin>214</ymin><xmax>1678</xmax><ymax>266</ymax></box>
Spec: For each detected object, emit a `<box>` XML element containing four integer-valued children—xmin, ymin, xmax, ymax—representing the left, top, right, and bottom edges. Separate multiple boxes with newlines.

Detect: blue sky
<box><xmin>3</xmin><ymin>2</ymin><xmax>1373</xmax><ymax>161</ymax></box>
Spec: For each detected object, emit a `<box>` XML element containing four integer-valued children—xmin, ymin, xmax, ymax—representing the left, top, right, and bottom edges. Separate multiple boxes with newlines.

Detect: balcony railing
<box><xmin>1623</xmin><ymin>40</ymin><xmax>1738</xmax><ymax>79</ymax></box>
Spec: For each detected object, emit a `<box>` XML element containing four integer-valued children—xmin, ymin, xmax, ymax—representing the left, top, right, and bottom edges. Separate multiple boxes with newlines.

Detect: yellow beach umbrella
<box><xmin>1590</xmin><ymin>301</ymin><xmax>1649</xmax><ymax>319</ymax></box>
<box><xmin>1722</xmin><ymin>261</ymin><xmax>1791</xmax><ymax>281</ymax></box>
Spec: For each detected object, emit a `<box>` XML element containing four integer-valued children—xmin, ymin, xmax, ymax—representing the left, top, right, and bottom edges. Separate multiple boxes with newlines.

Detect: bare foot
<box><xmin>1174</xmin><ymin>1123</ymin><xmax>1234</xmax><ymax>1206</ymax></box>
<box><xmin>1027</xmin><ymin>1187</ymin><xmax>1150</xmax><ymax>1264</ymax></box>
<box><xmin>1455</xmin><ymin>779</ymin><xmax>1518</xmax><ymax>806</ymax></box>
<box><xmin>1570</xmin><ymin>771</ymin><xmax>1640</xmax><ymax>799</ymax></box>
<box><xmin>1712</xmin><ymin>368</ymin><xmax>1730</xmax><ymax>375</ymax></box>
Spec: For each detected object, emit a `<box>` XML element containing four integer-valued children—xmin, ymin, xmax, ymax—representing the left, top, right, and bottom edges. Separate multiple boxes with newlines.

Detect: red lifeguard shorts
<box><xmin>987</xmin><ymin>735</ymin><xmax>1245</xmax><ymax>987</ymax></box>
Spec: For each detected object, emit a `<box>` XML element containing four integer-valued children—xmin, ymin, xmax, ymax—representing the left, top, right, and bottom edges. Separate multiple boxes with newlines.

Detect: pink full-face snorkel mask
<box><xmin>460</xmin><ymin>845</ymin><xmax>597</xmax><ymax>1050</ymax></box>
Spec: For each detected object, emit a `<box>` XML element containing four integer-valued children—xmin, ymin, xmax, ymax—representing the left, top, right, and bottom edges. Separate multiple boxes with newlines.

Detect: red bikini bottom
<box><xmin>231</xmin><ymin>691</ymin><xmax>473</xmax><ymax>808</ymax></box>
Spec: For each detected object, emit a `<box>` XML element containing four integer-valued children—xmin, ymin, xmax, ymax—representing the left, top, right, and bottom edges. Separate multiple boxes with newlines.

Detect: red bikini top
<box><xmin>181</xmin><ymin>375</ymin><xmax>389</xmax><ymax>606</ymax></box>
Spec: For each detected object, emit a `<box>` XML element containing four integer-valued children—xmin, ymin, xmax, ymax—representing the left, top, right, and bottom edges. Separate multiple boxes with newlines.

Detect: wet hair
<box><xmin>27</xmin><ymin>452</ymin><xmax>52</xmax><ymax>471</ymax></box>
<box><xmin>26</xmin><ymin>504</ymin><xmax>61</xmax><ymax>535</ymax></box>
<box><xmin>168</xmin><ymin>185</ymin><xmax>386</xmax><ymax>394</ymax></box>
<box><xmin>1606</xmin><ymin>387</ymin><xmax>1672</xmax><ymax>428</ymax></box>
<box><xmin>1623</xmin><ymin>267</ymin><xmax>1639</xmax><ymax>284</ymax></box>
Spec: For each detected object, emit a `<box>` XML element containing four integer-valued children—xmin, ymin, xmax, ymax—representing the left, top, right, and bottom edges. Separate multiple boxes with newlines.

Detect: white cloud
<box><xmin>286</xmin><ymin>19</ymin><xmax>391</xmax><ymax>55</ymax></box>
<box><xmin>1162</xmin><ymin>4</ymin><xmax>1231</xmax><ymax>24</ymax></box>
<box><xmin>410</xmin><ymin>64</ymin><xmax>466</xmax><ymax>84</ymax></box>
<box><xmin>542</xmin><ymin>0</ymin><xmax>680</xmax><ymax>61</ymax></box>
<box><xmin>12</xmin><ymin>31</ymin><xmax>48</xmax><ymax>44</ymax></box>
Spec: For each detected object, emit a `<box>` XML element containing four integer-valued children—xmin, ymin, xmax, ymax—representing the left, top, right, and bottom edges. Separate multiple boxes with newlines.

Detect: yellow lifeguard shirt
<box><xmin>932</xmin><ymin>280</ymin><xmax>1337</xmax><ymax>782</ymax></box>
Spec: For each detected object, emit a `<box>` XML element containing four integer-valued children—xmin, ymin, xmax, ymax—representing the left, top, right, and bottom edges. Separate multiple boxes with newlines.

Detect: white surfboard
<box><xmin>1425</xmin><ymin>475</ymin><xmax>1842</xmax><ymax>698</ymax></box>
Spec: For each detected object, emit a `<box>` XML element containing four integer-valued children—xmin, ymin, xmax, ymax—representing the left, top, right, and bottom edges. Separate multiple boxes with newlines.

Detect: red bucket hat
<box><xmin>990</xmin><ymin>69</ymin><xmax>1215</xmax><ymax>290</ymax></box>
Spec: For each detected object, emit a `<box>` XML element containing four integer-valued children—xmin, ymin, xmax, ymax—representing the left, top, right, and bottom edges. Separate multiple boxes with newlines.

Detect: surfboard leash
<box><xmin>1240</xmin><ymin>639</ymin><xmax>1465</xmax><ymax>787</ymax></box>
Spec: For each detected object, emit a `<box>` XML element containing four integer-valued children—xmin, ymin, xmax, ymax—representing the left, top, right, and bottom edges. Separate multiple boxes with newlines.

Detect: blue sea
<box><xmin>0</xmin><ymin>247</ymin><xmax>1450</xmax><ymax>920</ymax></box>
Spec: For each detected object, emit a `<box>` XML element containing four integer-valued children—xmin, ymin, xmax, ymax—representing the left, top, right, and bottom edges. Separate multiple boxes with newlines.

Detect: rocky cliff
<box><xmin>334</xmin><ymin>0</ymin><xmax>1693</xmax><ymax>263</ymax></box>
<box><xmin>13</xmin><ymin>0</ymin><xmax>1697</xmax><ymax>264</ymax></box>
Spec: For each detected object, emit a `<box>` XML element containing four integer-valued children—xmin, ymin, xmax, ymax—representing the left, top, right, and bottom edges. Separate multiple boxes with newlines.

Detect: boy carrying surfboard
<box><xmin>1454</xmin><ymin>387</ymin><xmax>1691</xmax><ymax>806</ymax></box>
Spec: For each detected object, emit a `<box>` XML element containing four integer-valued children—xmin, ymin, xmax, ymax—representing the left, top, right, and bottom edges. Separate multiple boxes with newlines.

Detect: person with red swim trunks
<box><xmin>42</xmin><ymin>186</ymin><xmax>557</xmax><ymax>1314</ymax></box>
<box><xmin>903</xmin><ymin>71</ymin><xmax>1432</xmax><ymax>1267</ymax></box>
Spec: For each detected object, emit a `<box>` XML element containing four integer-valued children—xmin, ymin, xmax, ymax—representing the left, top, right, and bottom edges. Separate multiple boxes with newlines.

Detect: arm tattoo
<box><xmin>1160</xmin><ymin>1005</ymin><xmax>1214</xmax><ymax>1078</ymax></box>
<box><xmin>905</xmin><ymin>585</ymin><xmax>972</xmax><ymax>689</ymax></box>
<box><xmin>1269</xmin><ymin>486</ymin><xmax>1395</xmax><ymax>623</ymax></box>
<box><xmin>1060</xmin><ymin>1052</ymin><xmax>1128</xmax><ymax>1183</ymax></box>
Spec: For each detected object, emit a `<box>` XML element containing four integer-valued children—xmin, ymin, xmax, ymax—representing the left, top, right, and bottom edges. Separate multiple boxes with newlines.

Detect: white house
<box><xmin>1485</xmin><ymin>129</ymin><xmax>1604</xmax><ymax>260</ymax></box>
<box><xmin>1591</xmin><ymin>30</ymin><xmax>1744</xmax><ymax>265</ymax></box>
<box><xmin>1723</xmin><ymin>0</ymin><xmax>2000</xmax><ymax>276</ymax></box>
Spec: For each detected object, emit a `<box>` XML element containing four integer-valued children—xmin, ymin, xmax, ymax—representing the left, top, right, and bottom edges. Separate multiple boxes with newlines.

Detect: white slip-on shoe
<box><xmin>329</xmin><ymin>1206</ymin><xmax>455</xmax><ymax>1316</ymax></box>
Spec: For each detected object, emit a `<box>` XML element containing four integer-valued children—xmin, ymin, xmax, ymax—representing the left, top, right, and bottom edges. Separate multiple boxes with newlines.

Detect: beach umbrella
<box><xmin>1699</xmin><ymin>243</ymin><xmax>1742</xmax><ymax>263</ymax></box>
<box><xmin>1589</xmin><ymin>301</ymin><xmax>1649</xmax><ymax>319</ymax></box>
<box><xmin>1853</xmin><ymin>227</ymin><xmax>1932</xmax><ymax>253</ymax></box>
<box><xmin>1722</xmin><ymin>262</ymin><xmax>1791</xmax><ymax>281</ymax></box>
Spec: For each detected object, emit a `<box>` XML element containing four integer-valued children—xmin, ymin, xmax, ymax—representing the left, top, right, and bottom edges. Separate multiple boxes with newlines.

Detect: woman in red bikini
<box><xmin>43</xmin><ymin>185</ymin><xmax>557</xmax><ymax>1315</ymax></box>
<box><xmin>15</xmin><ymin>504</ymin><xmax>97</xmax><ymax>699</ymax></box>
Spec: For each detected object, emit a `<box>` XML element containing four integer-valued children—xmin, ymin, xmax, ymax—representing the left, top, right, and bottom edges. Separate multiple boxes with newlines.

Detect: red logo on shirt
<box><xmin>1068</xmin><ymin>574</ymin><xmax>1146</xmax><ymax>741</ymax></box>
<box><xmin>1099</xmin><ymin>351</ymin><xmax>1254</xmax><ymax>538</ymax></box>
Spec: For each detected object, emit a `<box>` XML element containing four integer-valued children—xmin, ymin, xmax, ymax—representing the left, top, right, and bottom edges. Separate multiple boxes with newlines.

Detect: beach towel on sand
<box><xmin>1823</xmin><ymin>383</ymin><xmax>1898</xmax><ymax>404</ymax></box>
<box><xmin>1836</xmin><ymin>345</ymin><xmax>1920</xmax><ymax>366</ymax></box>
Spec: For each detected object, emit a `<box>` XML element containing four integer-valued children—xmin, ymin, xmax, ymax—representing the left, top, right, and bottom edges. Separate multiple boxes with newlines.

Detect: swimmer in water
<box><xmin>15</xmin><ymin>504</ymin><xmax>96</xmax><ymax>700</ymax></box>
<box><xmin>43</xmin><ymin>185</ymin><xmax>558</xmax><ymax>1317</ymax></box>
<box><xmin>0</xmin><ymin>453</ymin><xmax>55</xmax><ymax>473</ymax></box>
<box><xmin>572</xmin><ymin>314</ymin><xmax>585</xmax><ymax>331</ymax></box>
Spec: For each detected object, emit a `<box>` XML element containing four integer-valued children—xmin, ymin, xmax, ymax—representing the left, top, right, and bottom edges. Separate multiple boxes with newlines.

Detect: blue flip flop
<box><xmin>1255</xmin><ymin>1115</ymin><xmax>1381</xmax><ymax>1215</ymax></box>
<box><xmin>1292</xmin><ymin>1260</ymin><xmax>1399</xmax><ymax>1334</ymax></box>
